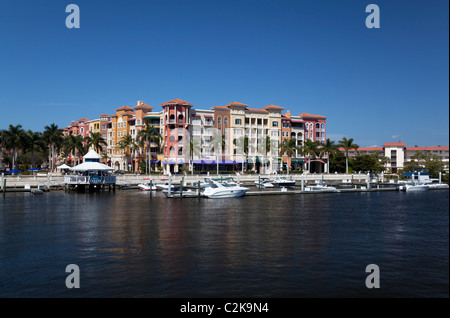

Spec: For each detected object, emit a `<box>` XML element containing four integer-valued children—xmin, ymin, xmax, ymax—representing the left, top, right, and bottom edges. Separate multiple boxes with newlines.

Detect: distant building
<box><xmin>338</xmin><ymin>141</ymin><xmax>449</xmax><ymax>173</ymax></box>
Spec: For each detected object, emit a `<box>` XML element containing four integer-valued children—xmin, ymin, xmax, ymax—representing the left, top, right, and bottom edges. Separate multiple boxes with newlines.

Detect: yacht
<box><xmin>254</xmin><ymin>178</ymin><xmax>274</xmax><ymax>188</ymax></box>
<box><xmin>401</xmin><ymin>183</ymin><xmax>430</xmax><ymax>192</ymax></box>
<box><xmin>138</xmin><ymin>183</ymin><xmax>157</xmax><ymax>191</ymax></box>
<box><xmin>271</xmin><ymin>176</ymin><xmax>296</xmax><ymax>187</ymax></box>
<box><xmin>304</xmin><ymin>181</ymin><xmax>337</xmax><ymax>192</ymax></box>
<box><xmin>202</xmin><ymin>178</ymin><xmax>249</xmax><ymax>198</ymax></box>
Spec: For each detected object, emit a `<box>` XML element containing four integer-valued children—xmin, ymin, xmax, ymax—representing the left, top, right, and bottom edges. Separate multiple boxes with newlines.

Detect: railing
<box><xmin>64</xmin><ymin>175</ymin><xmax>116</xmax><ymax>185</ymax></box>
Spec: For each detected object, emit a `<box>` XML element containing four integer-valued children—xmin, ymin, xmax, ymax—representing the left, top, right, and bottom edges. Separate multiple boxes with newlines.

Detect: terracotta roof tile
<box><xmin>211</xmin><ymin>106</ymin><xmax>230</xmax><ymax>110</ymax></box>
<box><xmin>246</xmin><ymin>108</ymin><xmax>268</xmax><ymax>113</ymax></box>
<box><xmin>262</xmin><ymin>104</ymin><xmax>284</xmax><ymax>110</ymax></box>
<box><xmin>383</xmin><ymin>142</ymin><xmax>406</xmax><ymax>147</ymax></box>
<box><xmin>115</xmin><ymin>106</ymin><xmax>134</xmax><ymax>111</ymax></box>
<box><xmin>160</xmin><ymin>98</ymin><xmax>194</xmax><ymax>106</ymax></box>
<box><xmin>406</xmin><ymin>146</ymin><xmax>449</xmax><ymax>151</ymax></box>
<box><xmin>298</xmin><ymin>113</ymin><xmax>327</xmax><ymax>119</ymax></box>
<box><xmin>225</xmin><ymin>101</ymin><xmax>248</xmax><ymax>107</ymax></box>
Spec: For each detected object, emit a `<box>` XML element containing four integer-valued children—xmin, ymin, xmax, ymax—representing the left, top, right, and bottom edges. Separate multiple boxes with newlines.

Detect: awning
<box><xmin>168</xmin><ymin>160</ymin><xmax>176</xmax><ymax>165</ymax></box>
<box><xmin>192</xmin><ymin>160</ymin><xmax>203</xmax><ymax>164</ymax></box>
<box><xmin>236</xmin><ymin>159</ymin><xmax>246</xmax><ymax>163</ymax></box>
<box><xmin>202</xmin><ymin>160</ymin><xmax>216</xmax><ymax>165</ymax></box>
<box><xmin>150</xmin><ymin>160</ymin><xmax>160</xmax><ymax>163</ymax></box>
<box><xmin>162</xmin><ymin>160</ymin><xmax>167</xmax><ymax>164</ymax></box>
<box><xmin>177</xmin><ymin>160</ymin><xmax>184</xmax><ymax>165</ymax></box>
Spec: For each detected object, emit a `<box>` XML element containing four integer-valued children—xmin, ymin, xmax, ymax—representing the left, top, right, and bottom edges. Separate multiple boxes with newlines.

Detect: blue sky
<box><xmin>0</xmin><ymin>0</ymin><xmax>448</xmax><ymax>147</ymax></box>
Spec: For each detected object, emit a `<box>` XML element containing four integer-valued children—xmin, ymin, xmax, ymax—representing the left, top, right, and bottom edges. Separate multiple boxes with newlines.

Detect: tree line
<box><xmin>0</xmin><ymin>123</ymin><xmax>163</xmax><ymax>173</ymax></box>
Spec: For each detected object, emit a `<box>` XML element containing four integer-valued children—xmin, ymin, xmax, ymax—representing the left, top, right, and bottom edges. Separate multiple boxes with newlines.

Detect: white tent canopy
<box><xmin>84</xmin><ymin>149</ymin><xmax>102</xmax><ymax>160</ymax></box>
<box><xmin>57</xmin><ymin>164</ymin><xmax>71</xmax><ymax>169</ymax></box>
<box><xmin>69</xmin><ymin>162</ymin><xmax>114</xmax><ymax>172</ymax></box>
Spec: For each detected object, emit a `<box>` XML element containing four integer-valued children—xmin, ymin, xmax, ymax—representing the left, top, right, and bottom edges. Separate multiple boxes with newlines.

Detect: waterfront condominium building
<box><xmin>338</xmin><ymin>141</ymin><xmax>449</xmax><ymax>173</ymax></box>
<box><xmin>64</xmin><ymin>98</ymin><xmax>328</xmax><ymax>174</ymax></box>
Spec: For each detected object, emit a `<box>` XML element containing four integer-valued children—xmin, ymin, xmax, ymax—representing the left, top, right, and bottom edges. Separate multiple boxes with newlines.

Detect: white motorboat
<box><xmin>304</xmin><ymin>182</ymin><xmax>337</xmax><ymax>192</ymax></box>
<box><xmin>254</xmin><ymin>178</ymin><xmax>274</xmax><ymax>188</ymax></box>
<box><xmin>271</xmin><ymin>176</ymin><xmax>296</xmax><ymax>187</ymax></box>
<box><xmin>138</xmin><ymin>183</ymin><xmax>157</xmax><ymax>191</ymax></box>
<box><xmin>202</xmin><ymin>178</ymin><xmax>249</xmax><ymax>198</ymax></box>
<box><xmin>398</xmin><ymin>182</ymin><xmax>429</xmax><ymax>192</ymax></box>
<box><xmin>428</xmin><ymin>183</ymin><xmax>449</xmax><ymax>189</ymax></box>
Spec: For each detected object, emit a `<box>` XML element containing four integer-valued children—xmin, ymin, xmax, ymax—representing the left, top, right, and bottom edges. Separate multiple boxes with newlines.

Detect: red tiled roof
<box><xmin>211</xmin><ymin>106</ymin><xmax>230</xmax><ymax>110</ymax></box>
<box><xmin>160</xmin><ymin>98</ymin><xmax>194</xmax><ymax>106</ymax></box>
<box><xmin>406</xmin><ymin>146</ymin><xmax>449</xmax><ymax>151</ymax></box>
<box><xmin>77</xmin><ymin>118</ymin><xmax>90</xmax><ymax>122</ymax></box>
<box><xmin>115</xmin><ymin>106</ymin><xmax>133</xmax><ymax>111</ymax></box>
<box><xmin>262</xmin><ymin>105</ymin><xmax>284</xmax><ymax>110</ymax></box>
<box><xmin>225</xmin><ymin>101</ymin><xmax>248</xmax><ymax>107</ymax></box>
<box><xmin>246</xmin><ymin>108</ymin><xmax>268</xmax><ymax>113</ymax></box>
<box><xmin>99</xmin><ymin>114</ymin><xmax>109</xmax><ymax>117</ymax></box>
<box><xmin>298</xmin><ymin>113</ymin><xmax>327</xmax><ymax>119</ymax></box>
<box><xmin>338</xmin><ymin>147</ymin><xmax>383</xmax><ymax>151</ymax></box>
<box><xmin>383</xmin><ymin>142</ymin><xmax>406</xmax><ymax>147</ymax></box>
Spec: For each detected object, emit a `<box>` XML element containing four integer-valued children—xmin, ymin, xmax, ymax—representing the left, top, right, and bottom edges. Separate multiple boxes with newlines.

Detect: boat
<box><xmin>254</xmin><ymin>178</ymin><xmax>274</xmax><ymax>188</ymax></box>
<box><xmin>304</xmin><ymin>181</ymin><xmax>337</xmax><ymax>192</ymax></box>
<box><xmin>428</xmin><ymin>183</ymin><xmax>449</xmax><ymax>189</ymax></box>
<box><xmin>138</xmin><ymin>183</ymin><xmax>157</xmax><ymax>191</ymax></box>
<box><xmin>202</xmin><ymin>178</ymin><xmax>249</xmax><ymax>198</ymax></box>
<box><xmin>271</xmin><ymin>176</ymin><xmax>296</xmax><ymax>187</ymax></box>
<box><xmin>397</xmin><ymin>182</ymin><xmax>429</xmax><ymax>192</ymax></box>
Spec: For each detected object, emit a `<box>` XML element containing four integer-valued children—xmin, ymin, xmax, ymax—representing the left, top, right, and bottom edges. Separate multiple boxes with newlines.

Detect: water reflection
<box><xmin>0</xmin><ymin>190</ymin><xmax>448</xmax><ymax>297</ymax></box>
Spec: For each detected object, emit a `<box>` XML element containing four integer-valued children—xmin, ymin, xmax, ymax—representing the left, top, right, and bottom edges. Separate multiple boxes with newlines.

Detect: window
<box><xmin>224</xmin><ymin>117</ymin><xmax>228</xmax><ymax>125</ymax></box>
<box><xmin>272</xmin><ymin>121</ymin><xmax>278</xmax><ymax>127</ymax></box>
<box><xmin>235</xmin><ymin>118</ymin><xmax>242</xmax><ymax>125</ymax></box>
<box><xmin>137</xmin><ymin>119</ymin><xmax>140</xmax><ymax>125</ymax></box>
<box><xmin>218</xmin><ymin>117</ymin><xmax>221</xmax><ymax>124</ymax></box>
<box><xmin>178</xmin><ymin>115</ymin><xmax>184</xmax><ymax>123</ymax></box>
<box><xmin>169</xmin><ymin>136</ymin><xmax>175</xmax><ymax>142</ymax></box>
<box><xmin>169</xmin><ymin>146</ymin><xmax>175</xmax><ymax>154</ymax></box>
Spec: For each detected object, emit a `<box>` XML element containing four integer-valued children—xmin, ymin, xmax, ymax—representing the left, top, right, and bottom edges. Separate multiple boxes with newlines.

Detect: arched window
<box><xmin>169</xmin><ymin>114</ymin><xmax>175</xmax><ymax>123</ymax></box>
<box><xmin>178</xmin><ymin>114</ymin><xmax>184</xmax><ymax>124</ymax></box>
<box><xmin>321</xmin><ymin>123</ymin><xmax>325</xmax><ymax>130</ymax></box>
<box><xmin>169</xmin><ymin>146</ymin><xmax>175</xmax><ymax>154</ymax></box>
<box><xmin>316</xmin><ymin>123</ymin><xmax>320</xmax><ymax>130</ymax></box>
<box><xmin>169</xmin><ymin>136</ymin><xmax>175</xmax><ymax>142</ymax></box>
<box><xmin>224</xmin><ymin>117</ymin><xmax>228</xmax><ymax>125</ymax></box>
<box><xmin>217</xmin><ymin>116</ymin><xmax>221</xmax><ymax>124</ymax></box>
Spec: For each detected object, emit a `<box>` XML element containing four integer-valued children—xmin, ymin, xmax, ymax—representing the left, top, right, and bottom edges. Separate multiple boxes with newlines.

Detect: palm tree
<box><xmin>302</xmin><ymin>139</ymin><xmax>321</xmax><ymax>173</ymax></box>
<box><xmin>86</xmin><ymin>131</ymin><xmax>107</xmax><ymax>153</ymax></box>
<box><xmin>233</xmin><ymin>136</ymin><xmax>249</xmax><ymax>173</ymax></box>
<box><xmin>72</xmin><ymin>135</ymin><xmax>85</xmax><ymax>165</ymax></box>
<box><xmin>338</xmin><ymin>137</ymin><xmax>359</xmax><ymax>174</ymax></box>
<box><xmin>189</xmin><ymin>137</ymin><xmax>201</xmax><ymax>175</ymax></box>
<box><xmin>24</xmin><ymin>130</ymin><xmax>45</xmax><ymax>169</ymax></box>
<box><xmin>321</xmin><ymin>138</ymin><xmax>338</xmax><ymax>174</ymax></box>
<box><xmin>116</xmin><ymin>134</ymin><xmax>134</xmax><ymax>171</ymax></box>
<box><xmin>137</xmin><ymin>124</ymin><xmax>162</xmax><ymax>174</ymax></box>
<box><xmin>43</xmin><ymin>123</ymin><xmax>63</xmax><ymax>171</ymax></box>
<box><xmin>279</xmin><ymin>138</ymin><xmax>300</xmax><ymax>175</ymax></box>
<box><xmin>0</xmin><ymin>124</ymin><xmax>25</xmax><ymax>170</ymax></box>
<box><xmin>211</xmin><ymin>131</ymin><xmax>223</xmax><ymax>174</ymax></box>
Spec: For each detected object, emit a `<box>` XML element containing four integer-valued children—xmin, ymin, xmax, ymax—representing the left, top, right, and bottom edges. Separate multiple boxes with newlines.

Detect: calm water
<box><xmin>0</xmin><ymin>189</ymin><xmax>448</xmax><ymax>298</ymax></box>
